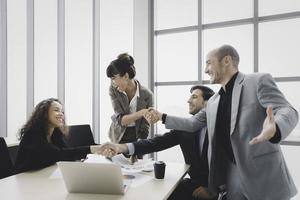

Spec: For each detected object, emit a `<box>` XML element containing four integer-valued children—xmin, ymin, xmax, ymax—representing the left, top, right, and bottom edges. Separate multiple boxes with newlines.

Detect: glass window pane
<box><xmin>7</xmin><ymin>0</ymin><xmax>27</xmax><ymax>143</ymax></box>
<box><xmin>281</xmin><ymin>146</ymin><xmax>300</xmax><ymax>200</ymax></box>
<box><xmin>202</xmin><ymin>0</ymin><xmax>252</xmax><ymax>24</ymax></box>
<box><xmin>154</xmin><ymin>0</ymin><xmax>197</xmax><ymax>30</ymax></box>
<box><xmin>155</xmin><ymin>85</ymin><xmax>192</xmax><ymax>163</ymax></box>
<box><xmin>65</xmin><ymin>0</ymin><xmax>93</xmax><ymax>126</ymax></box>
<box><xmin>99</xmin><ymin>0</ymin><xmax>133</xmax><ymax>143</ymax></box>
<box><xmin>202</xmin><ymin>25</ymin><xmax>253</xmax><ymax>80</ymax></box>
<box><xmin>155</xmin><ymin>84</ymin><xmax>220</xmax><ymax>134</ymax></box>
<box><xmin>155</xmin><ymin>31</ymin><xmax>198</xmax><ymax>82</ymax></box>
<box><xmin>277</xmin><ymin>82</ymin><xmax>300</xmax><ymax>141</ymax></box>
<box><xmin>34</xmin><ymin>0</ymin><xmax>58</xmax><ymax>104</ymax></box>
<box><xmin>259</xmin><ymin>19</ymin><xmax>300</xmax><ymax>77</ymax></box>
<box><xmin>259</xmin><ymin>0</ymin><xmax>300</xmax><ymax>16</ymax></box>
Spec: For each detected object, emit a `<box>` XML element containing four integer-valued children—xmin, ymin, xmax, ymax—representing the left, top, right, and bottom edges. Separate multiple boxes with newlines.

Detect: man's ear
<box><xmin>203</xmin><ymin>101</ymin><xmax>208</xmax><ymax>107</ymax></box>
<box><xmin>223</xmin><ymin>55</ymin><xmax>232</xmax><ymax>66</ymax></box>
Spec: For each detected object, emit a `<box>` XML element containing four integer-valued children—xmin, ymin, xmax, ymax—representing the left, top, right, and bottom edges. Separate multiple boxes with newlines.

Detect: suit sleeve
<box><xmin>15</xmin><ymin>134</ymin><xmax>90</xmax><ymax>172</ymax></box>
<box><xmin>109</xmin><ymin>85</ymin><xmax>127</xmax><ymax>126</ymax></box>
<box><xmin>38</xmin><ymin>141</ymin><xmax>91</xmax><ymax>163</ymax></box>
<box><xmin>108</xmin><ymin>85</ymin><xmax>127</xmax><ymax>142</ymax></box>
<box><xmin>133</xmin><ymin>130</ymin><xmax>179</xmax><ymax>155</ymax></box>
<box><xmin>257</xmin><ymin>73</ymin><xmax>299</xmax><ymax>140</ymax></box>
<box><xmin>165</xmin><ymin>109</ymin><xmax>207</xmax><ymax>132</ymax></box>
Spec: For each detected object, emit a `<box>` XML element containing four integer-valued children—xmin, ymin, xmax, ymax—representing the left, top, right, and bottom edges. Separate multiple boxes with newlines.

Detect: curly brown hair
<box><xmin>19</xmin><ymin>98</ymin><xmax>67</xmax><ymax>140</ymax></box>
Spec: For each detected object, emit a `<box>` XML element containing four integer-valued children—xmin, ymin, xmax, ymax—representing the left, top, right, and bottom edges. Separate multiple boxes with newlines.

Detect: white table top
<box><xmin>0</xmin><ymin>162</ymin><xmax>190</xmax><ymax>200</ymax></box>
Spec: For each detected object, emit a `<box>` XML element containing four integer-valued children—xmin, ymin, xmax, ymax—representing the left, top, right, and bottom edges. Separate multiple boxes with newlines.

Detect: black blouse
<box><xmin>14</xmin><ymin>129</ymin><xmax>90</xmax><ymax>174</ymax></box>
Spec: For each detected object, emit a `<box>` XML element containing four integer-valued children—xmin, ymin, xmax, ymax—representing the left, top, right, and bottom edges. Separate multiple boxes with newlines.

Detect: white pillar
<box><xmin>133</xmin><ymin>0</ymin><xmax>153</xmax><ymax>90</ymax></box>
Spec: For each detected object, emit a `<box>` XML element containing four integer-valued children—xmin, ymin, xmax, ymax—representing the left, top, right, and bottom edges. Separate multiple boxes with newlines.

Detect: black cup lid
<box><xmin>154</xmin><ymin>161</ymin><xmax>166</xmax><ymax>165</ymax></box>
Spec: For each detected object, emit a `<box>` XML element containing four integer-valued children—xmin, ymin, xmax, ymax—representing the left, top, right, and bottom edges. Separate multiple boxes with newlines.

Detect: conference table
<box><xmin>0</xmin><ymin>162</ymin><xmax>190</xmax><ymax>200</ymax></box>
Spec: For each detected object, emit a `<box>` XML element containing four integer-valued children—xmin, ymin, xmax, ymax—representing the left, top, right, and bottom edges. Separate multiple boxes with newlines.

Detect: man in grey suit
<box><xmin>146</xmin><ymin>45</ymin><xmax>298</xmax><ymax>200</ymax></box>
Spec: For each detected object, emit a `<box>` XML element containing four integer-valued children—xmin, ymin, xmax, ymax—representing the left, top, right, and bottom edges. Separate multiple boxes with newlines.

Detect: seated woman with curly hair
<box><xmin>14</xmin><ymin>98</ymin><xmax>102</xmax><ymax>174</ymax></box>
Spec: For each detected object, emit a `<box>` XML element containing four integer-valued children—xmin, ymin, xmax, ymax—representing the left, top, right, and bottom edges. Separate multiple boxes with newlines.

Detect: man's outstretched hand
<box><xmin>249</xmin><ymin>106</ymin><xmax>276</xmax><ymax>145</ymax></box>
<box><xmin>98</xmin><ymin>142</ymin><xmax>128</xmax><ymax>157</ymax></box>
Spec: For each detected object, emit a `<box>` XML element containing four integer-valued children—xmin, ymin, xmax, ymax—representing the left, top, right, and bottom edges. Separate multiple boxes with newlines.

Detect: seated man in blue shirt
<box><xmin>100</xmin><ymin>85</ymin><xmax>217</xmax><ymax>200</ymax></box>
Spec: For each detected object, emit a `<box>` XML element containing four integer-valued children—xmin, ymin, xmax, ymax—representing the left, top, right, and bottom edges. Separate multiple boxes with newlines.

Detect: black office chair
<box><xmin>65</xmin><ymin>124</ymin><xmax>96</xmax><ymax>147</ymax></box>
<box><xmin>0</xmin><ymin>137</ymin><xmax>13</xmax><ymax>179</ymax></box>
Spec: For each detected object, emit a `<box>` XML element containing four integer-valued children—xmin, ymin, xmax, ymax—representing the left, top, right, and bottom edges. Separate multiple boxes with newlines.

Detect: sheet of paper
<box><xmin>49</xmin><ymin>168</ymin><xmax>62</xmax><ymax>179</ymax></box>
<box><xmin>122</xmin><ymin>173</ymin><xmax>153</xmax><ymax>188</ymax></box>
<box><xmin>111</xmin><ymin>154</ymin><xmax>154</xmax><ymax>173</ymax></box>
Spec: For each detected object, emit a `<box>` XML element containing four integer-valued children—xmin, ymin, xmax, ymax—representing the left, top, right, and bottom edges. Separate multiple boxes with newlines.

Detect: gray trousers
<box><xmin>224</xmin><ymin>161</ymin><xmax>248</xmax><ymax>200</ymax></box>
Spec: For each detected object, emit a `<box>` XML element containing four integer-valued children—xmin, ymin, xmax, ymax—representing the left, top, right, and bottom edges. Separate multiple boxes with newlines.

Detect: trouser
<box><xmin>168</xmin><ymin>178</ymin><xmax>201</xmax><ymax>200</ymax></box>
<box><xmin>119</xmin><ymin>127</ymin><xmax>137</xmax><ymax>143</ymax></box>
<box><xmin>224</xmin><ymin>161</ymin><xmax>248</xmax><ymax>200</ymax></box>
<box><xmin>224</xmin><ymin>161</ymin><xmax>292</xmax><ymax>200</ymax></box>
<box><xmin>168</xmin><ymin>178</ymin><xmax>218</xmax><ymax>200</ymax></box>
<box><xmin>119</xmin><ymin>127</ymin><xmax>143</xmax><ymax>159</ymax></box>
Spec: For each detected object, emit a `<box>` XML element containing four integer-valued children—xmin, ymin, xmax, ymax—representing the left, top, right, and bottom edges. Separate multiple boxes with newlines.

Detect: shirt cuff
<box><xmin>269</xmin><ymin>124</ymin><xmax>282</xmax><ymax>143</ymax></box>
<box><xmin>126</xmin><ymin>143</ymin><xmax>135</xmax><ymax>155</ymax></box>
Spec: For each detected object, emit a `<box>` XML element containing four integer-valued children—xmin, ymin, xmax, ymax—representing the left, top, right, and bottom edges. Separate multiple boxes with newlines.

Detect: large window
<box><xmin>155</xmin><ymin>31</ymin><xmax>198</xmax><ymax>82</ymax></box>
<box><xmin>1</xmin><ymin>0</ymin><xmax>133</xmax><ymax>144</ymax></box>
<box><xmin>154</xmin><ymin>0</ymin><xmax>198</xmax><ymax>30</ymax></box>
<box><xmin>153</xmin><ymin>0</ymin><xmax>300</xmax><ymax>164</ymax></box>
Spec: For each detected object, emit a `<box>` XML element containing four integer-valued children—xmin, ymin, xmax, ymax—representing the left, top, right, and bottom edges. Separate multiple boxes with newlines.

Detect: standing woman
<box><xmin>106</xmin><ymin>53</ymin><xmax>153</xmax><ymax>146</ymax></box>
<box><xmin>14</xmin><ymin>98</ymin><xmax>101</xmax><ymax>174</ymax></box>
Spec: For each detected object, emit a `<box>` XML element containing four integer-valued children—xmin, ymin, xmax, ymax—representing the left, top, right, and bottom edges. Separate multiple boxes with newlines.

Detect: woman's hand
<box><xmin>92</xmin><ymin>143</ymin><xmax>128</xmax><ymax>157</ymax></box>
<box><xmin>143</xmin><ymin>108</ymin><xmax>161</xmax><ymax>124</ymax></box>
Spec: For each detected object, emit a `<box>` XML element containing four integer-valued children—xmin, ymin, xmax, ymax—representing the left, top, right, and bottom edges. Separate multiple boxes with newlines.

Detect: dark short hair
<box><xmin>106</xmin><ymin>53</ymin><xmax>136</xmax><ymax>79</ymax></box>
<box><xmin>190</xmin><ymin>85</ymin><xmax>215</xmax><ymax>101</ymax></box>
<box><xmin>217</xmin><ymin>44</ymin><xmax>240</xmax><ymax>67</ymax></box>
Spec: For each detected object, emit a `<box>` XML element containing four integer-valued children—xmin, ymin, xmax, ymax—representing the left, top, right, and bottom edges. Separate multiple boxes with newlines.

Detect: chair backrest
<box><xmin>0</xmin><ymin>137</ymin><xmax>13</xmax><ymax>179</ymax></box>
<box><xmin>65</xmin><ymin>124</ymin><xmax>96</xmax><ymax>147</ymax></box>
<box><xmin>8</xmin><ymin>144</ymin><xmax>19</xmax><ymax>165</ymax></box>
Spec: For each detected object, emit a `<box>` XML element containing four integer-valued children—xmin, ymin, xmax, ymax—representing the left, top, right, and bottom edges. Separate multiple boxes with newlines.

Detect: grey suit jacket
<box><xmin>108</xmin><ymin>80</ymin><xmax>153</xmax><ymax>143</ymax></box>
<box><xmin>165</xmin><ymin>72</ymin><xmax>298</xmax><ymax>200</ymax></box>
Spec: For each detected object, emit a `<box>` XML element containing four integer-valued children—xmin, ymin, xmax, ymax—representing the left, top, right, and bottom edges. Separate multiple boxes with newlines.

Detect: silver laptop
<box><xmin>57</xmin><ymin>161</ymin><xmax>124</xmax><ymax>195</ymax></box>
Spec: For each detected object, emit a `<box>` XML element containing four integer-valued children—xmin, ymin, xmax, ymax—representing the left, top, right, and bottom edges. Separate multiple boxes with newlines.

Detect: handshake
<box><xmin>90</xmin><ymin>108</ymin><xmax>163</xmax><ymax>161</ymax></box>
<box><xmin>141</xmin><ymin>108</ymin><xmax>162</xmax><ymax>124</ymax></box>
<box><xmin>92</xmin><ymin>142</ymin><xmax>138</xmax><ymax>164</ymax></box>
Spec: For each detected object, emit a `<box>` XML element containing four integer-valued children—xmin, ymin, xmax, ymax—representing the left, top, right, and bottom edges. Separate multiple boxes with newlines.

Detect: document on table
<box><xmin>111</xmin><ymin>154</ymin><xmax>154</xmax><ymax>173</ymax></box>
<box><xmin>49</xmin><ymin>167</ymin><xmax>62</xmax><ymax>179</ymax></box>
<box><xmin>122</xmin><ymin>172</ymin><xmax>153</xmax><ymax>188</ymax></box>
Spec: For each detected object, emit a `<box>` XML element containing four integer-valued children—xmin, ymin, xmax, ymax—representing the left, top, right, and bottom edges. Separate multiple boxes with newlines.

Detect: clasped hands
<box><xmin>90</xmin><ymin>143</ymin><xmax>123</xmax><ymax>157</ymax></box>
<box><xmin>142</xmin><ymin>108</ymin><xmax>162</xmax><ymax>124</ymax></box>
<box><xmin>91</xmin><ymin>143</ymin><xmax>137</xmax><ymax>164</ymax></box>
<box><xmin>93</xmin><ymin>142</ymin><xmax>138</xmax><ymax>164</ymax></box>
